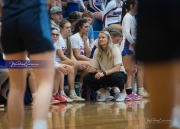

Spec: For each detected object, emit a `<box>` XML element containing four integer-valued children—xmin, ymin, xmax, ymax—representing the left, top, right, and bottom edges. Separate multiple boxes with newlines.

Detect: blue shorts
<box><xmin>1</xmin><ymin>0</ymin><xmax>54</xmax><ymax>54</ymax></box>
<box><xmin>122</xmin><ymin>39</ymin><xmax>134</xmax><ymax>56</ymax></box>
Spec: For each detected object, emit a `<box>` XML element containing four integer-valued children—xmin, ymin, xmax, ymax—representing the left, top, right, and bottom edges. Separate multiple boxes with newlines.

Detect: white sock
<box><xmin>33</xmin><ymin>119</ymin><xmax>47</xmax><ymax>129</ymax></box>
<box><xmin>60</xmin><ymin>90</ymin><xmax>65</xmax><ymax>95</ymax></box>
<box><xmin>70</xmin><ymin>90</ymin><xmax>76</xmax><ymax>95</ymax></box>
<box><xmin>32</xmin><ymin>92</ymin><xmax>37</xmax><ymax>99</ymax></box>
<box><xmin>53</xmin><ymin>92</ymin><xmax>57</xmax><ymax>95</ymax></box>
<box><xmin>138</xmin><ymin>87</ymin><xmax>144</xmax><ymax>92</ymax></box>
<box><xmin>113</xmin><ymin>87</ymin><xmax>120</xmax><ymax>94</ymax></box>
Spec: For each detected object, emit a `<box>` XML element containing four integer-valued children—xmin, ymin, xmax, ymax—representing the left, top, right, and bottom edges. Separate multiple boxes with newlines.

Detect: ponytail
<box><xmin>73</xmin><ymin>19</ymin><xmax>88</xmax><ymax>34</ymax></box>
<box><xmin>66</xmin><ymin>36</ymin><xmax>72</xmax><ymax>59</ymax></box>
<box><xmin>120</xmin><ymin>0</ymin><xmax>137</xmax><ymax>24</ymax></box>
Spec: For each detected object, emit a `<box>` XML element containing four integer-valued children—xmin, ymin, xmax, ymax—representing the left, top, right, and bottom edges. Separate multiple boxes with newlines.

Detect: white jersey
<box><xmin>53</xmin><ymin>43</ymin><xmax>60</xmax><ymax>68</ymax></box>
<box><xmin>55</xmin><ymin>34</ymin><xmax>67</xmax><ymax>62</ymax></box>
<box><xmin>102</xmin><ymin>0</ymin><xmax>123</xmax><ymax>28</ymax></box>
<box><xmin>88</xmin><ymin>0</ymin><xmax>105</xmax><ymax>12</ymax></box>
<box><xmin>70</xmin><ymin>33</ymin><xmax>90</xmax><ymax>56</ymax></box>
<box><xmin>120</xmin><ymin>13</ymin><xmax>137</xmax><ymax>53</ymax></box>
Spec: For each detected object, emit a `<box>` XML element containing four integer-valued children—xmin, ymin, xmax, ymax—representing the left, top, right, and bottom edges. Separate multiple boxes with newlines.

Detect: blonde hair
<box><xmin>97</xmin><ymin>31</ymin><xmax>114</xmax><ymax>60</ymax></box>
<box><xmin>60</xmin><ymin>20</ymin><xmax>72</xmax><ymax>59</ymax></box>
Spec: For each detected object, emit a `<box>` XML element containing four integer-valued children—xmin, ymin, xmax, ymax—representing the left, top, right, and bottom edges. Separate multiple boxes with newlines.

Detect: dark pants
<box><xmin>83</xmin><ymin>72</ymin><xmax>127</xmax><ymax>92</ymax></box>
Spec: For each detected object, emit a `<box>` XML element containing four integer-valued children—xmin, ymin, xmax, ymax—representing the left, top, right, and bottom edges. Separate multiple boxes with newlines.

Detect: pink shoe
<box><xmin>125</xmin><ymin>94</ymin><xmax>132</xmax><ymax>101</ymax></box>
<box><xmin>129</xmin><ymin>92</ymin><xmax>142</xmax><ymax>101</ymax></box>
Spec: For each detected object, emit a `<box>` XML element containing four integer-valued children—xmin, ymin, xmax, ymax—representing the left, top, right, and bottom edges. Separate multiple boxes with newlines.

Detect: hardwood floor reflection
<box><xmin>0</xmin><ymin>100</ymin><xmax>150</xmax><ymax>129</ymax></box>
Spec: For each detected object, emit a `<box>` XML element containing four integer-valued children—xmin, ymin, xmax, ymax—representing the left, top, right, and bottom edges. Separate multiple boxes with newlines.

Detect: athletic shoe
<box><xmin>97</xmin><ymin>91</ymin><xmax>110</xmax><ymax>102</ymax></box>
<box><xmin>125</xmin><ymin>94</ymin><xmax>132</xmax><ymax>101</ymax></box>
<box><xmin>129</xmin><ymin>92</ymin><xmax>142</xmax><ymax>101</ymax></box>
<box><xmin>69</xmin><ymin>93</ymin><xmax>85</xmax><ymax>102</ymax></box>
<box><xmin>60</xmin><ymin>94</ymin><xmax>73</xmax><ymax>102</ymax></box>
<box><xmin>116</xmin><ymin>93</ymin><xmax>126</xmax><ymax>102</ymax></box>
<box><xmin>53</xmin><ymin>93</ymin><xmax>67</xmax><ymax>103</ymax></box>
<box><xmin>138</xmin><ymin>89</ymin><xmax>150</xmax><ymax>97</ymax></box>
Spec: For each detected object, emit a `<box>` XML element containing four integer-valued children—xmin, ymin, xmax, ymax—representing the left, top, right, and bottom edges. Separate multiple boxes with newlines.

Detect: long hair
<box><xmin>103</xmin><ymin>28</ymin><xmax>122</xmax><ymax>37</ymax></box>
<box><xmin>120</xmin><ymin>0</ymin><xmax>137</xmax><ymax>24</ymax></box>
<box><xmin>73</xmin><ymin>19</ymin><xmax>88</xmax><ymax>34</ymax></box>
<box><xmin>97</xmin><ymin>31</ymin><xmax>114</xmax><ymax>61</ymax></box>
<box><xmin>59</xmin><ymin>20</ymin><xmax>72</xmax><ymax>59</ymax></box>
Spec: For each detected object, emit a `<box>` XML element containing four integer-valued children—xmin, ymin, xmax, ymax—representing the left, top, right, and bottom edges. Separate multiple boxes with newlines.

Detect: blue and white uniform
<box><xmin>88</xmin><ymin>0</ymin><xmax>106</xmax><ymax>12</ymax></box>
<box><xmin>120</xmin><ymin>13</ymin><xmax>137</xmax><ymax>56</ymax></box>
<box><xmin>102</xmin><ymin>0</ymin><xmax>123</xmax><ymax>28</ymax></box>
<box><xmin>67</xmin><ymin>0</ymin><xmax>85</xmax><ymax>15</ymax></box>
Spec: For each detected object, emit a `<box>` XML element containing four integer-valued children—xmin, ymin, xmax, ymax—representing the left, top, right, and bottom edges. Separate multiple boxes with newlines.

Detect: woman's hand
<box><xmin>58</xmin><ymin>65</ymin><xmax>70</xmax><ymax>75</ymax></box>
<box><xmin>83</xmin><ymin>34</ymin><xmax>88</xmax><ymax>43</ymax></box>
<box><xmin>86</xmin><ymin>65</ymin><xmax>96</xmax><ymax>73</ymax></box>
<box><xmin>79</xmin><ymin>63</ymin><xmax>86</xmax><ymax>70</ymax></box>
<box><xmin>95</xmin><ymin>72</ymin><xmax>104</xmax><ymax>79</ymax></box>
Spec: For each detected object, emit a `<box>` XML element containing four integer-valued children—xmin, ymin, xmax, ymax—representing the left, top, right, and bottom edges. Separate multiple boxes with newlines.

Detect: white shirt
<box><xmin>120</xmin><ymin>13</ymin><xmax>137</xmax><ymax>52</ymax></box>
<box><xmin>102</xmin><ymin>0</ymin><xmax>123</xmax><ymax>28</ymax></box>
<box><xmin>53</xmin><ymin>43</ymin><xmax>60</xmax><ymax>68</ymax></box>
<box><xmin>56</xmin><ymin>34</ymin><xmax>67</xmax><ymax>62</ymax></box>
<box><xmin>70</xmin><ymin>33</ymin><xmax>90</xmax><ymax>56</ymax></box>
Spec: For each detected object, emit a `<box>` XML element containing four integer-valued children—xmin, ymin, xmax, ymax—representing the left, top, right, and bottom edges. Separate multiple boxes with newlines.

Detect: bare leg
<box><xmin>144</xmin><ymin>61</ymin><xmax>174</xmax><ymax>129</ymax></box>
<box><xmin>28</xmin><ymin>69</ymin><xmax>37</xmax><ymax>99</ymax></box>
<box><xmin>137</xmin><ymin>65</ymin><xmax>145</xmax><ymax>89</ymax></box>
<box><xmin>66</xmin><ymin>65</ymin><xmax>75</xmax><ymax>91</ymax></box>
<box><xmin>30</xmin><ymin>51</ymin><xmax>55</xmax><ymax>121</ymax></box>
<box><xmin>5</xmin><ymin>51</ymin><xmax>27</xmax><ymax>128</ymax></box>
<box><xmin>93</xmin><ymin>12</ymin><xmax>102</xmax><ymax>21</ymax></box>
<box><xmin>54</xmin><ymin>68</ymin><xmax>64</xmax><ymax>93</ymax></box>
<box><xmin>122</xmin><ymin>55</ymin><xmax>135</xmax><ymax>90</ymax></box>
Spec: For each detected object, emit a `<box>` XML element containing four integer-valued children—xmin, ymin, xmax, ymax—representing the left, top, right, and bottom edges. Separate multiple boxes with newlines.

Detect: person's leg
<box><xmin>77</xmin><ymin>61</ymin><xmax>91</xmax><ymax>84</ymax></box>
<box><xmin>29</xmin><ymin>51</ymin><xmax>55</xmax><ymax>128</ymax></box>
<box><xmin>5</xmin><ymin>51</ymin><xmax>27</xmax><ymax>128</ymax></box>
<box><xmin>144</xmin><ymin>61</ymin><xmax>174</xmax><ymax>129</ymax></box>
<box><xmin>60</xmin><ymin>60</ymin><xmax>79</xmax><ymax>76</ymax></box>
<box><xmin>93</xmin><ymin>12</ymin><xmax>102</xmax><ymax>21</ymax></box>
<box><xmin>137</xmin><ymin>65</ymin><xmax>149</xmax><ymax>97</ymax></box>
<box><xmin>122</xmin><ymin>54</ymin><xmax>135</xmax><ymax>95</ymax></box>
<box><xmin>28</xmin><ymin>69</ymin><xmax>37</xmax><ymax>100</ymax></box>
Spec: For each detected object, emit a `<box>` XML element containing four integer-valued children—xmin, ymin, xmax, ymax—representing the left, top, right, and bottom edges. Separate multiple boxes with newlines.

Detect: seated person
<box><xmin>83</xmin><ymin>31</ymin><xmax>127</xmax><ymax>102</ymax></box>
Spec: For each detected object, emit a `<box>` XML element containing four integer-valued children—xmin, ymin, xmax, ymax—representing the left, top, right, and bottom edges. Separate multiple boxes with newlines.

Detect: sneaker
<box><xmin>69</xmin><ymin>93</ymin><xmax>85</xmax><ymax>102</ymax></box>
<box><xmin>61</xmin><ymin>94</ymin><xmax>73</xmax><ymax>102</ymax></box>
<box><xmin>129</xmin><ymin>92</ymin><xmax>142</xmax><ymax>101</ymax></box>
<box><xmin>125</xmin><ymin>94</ymin><xmax>132</xmax><ymax>101</ymax></box>
<box><xmin>138</xmin><ymin>89</ymin><xmax>150</xmax><ymax>97</ymax></box>
<box><xmin>53</xmin><ymin>93</ymin><xmax>67</xmax><ymax>103</ymax></box>
<box><xmin>116</xmin><ymin>93</ymin><xmax>126</xmax><ymax>102</ymax></box>
<box><xmin>98</xmin><ymin>91</ymin><xmax>110</xmax><ymax>102</ymax></box>
<box><xmin>0</xmin><ymin>103</ymin><xmax>4</xmax><ymax>108</ymax></box>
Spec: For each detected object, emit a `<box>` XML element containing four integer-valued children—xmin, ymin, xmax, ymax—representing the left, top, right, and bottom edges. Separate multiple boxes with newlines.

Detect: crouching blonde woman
<box><xmin>83</xmin><ymin>31</ymin><xmax>127</xmax><ymax>101</ymax></box>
